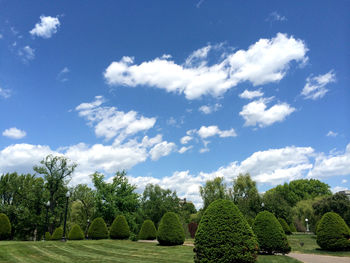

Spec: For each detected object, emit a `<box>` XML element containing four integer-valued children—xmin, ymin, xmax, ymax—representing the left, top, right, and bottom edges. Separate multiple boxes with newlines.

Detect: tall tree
<box><xmin>199</xmin><ymin>177</ymin><xmax>228</xmax><ymax>211</ymax></box>
<box><xmin>71</xmin><ymin>184</ymin><xmax>95</xmax><ymax>230</ymax></box>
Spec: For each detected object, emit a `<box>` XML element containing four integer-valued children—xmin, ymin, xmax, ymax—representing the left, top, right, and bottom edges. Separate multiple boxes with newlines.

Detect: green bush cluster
<box><xmin>316</xmin><ymin>212</ymin><xmax>350</xmax><ymax>251</ymax></box>
<box><xmin>88</xmin><ymin>217</ymin><xmax>108</xmax><ymax>239</ymax></box>
<box><xmin>194</xmin><ymin>199</ymin><xmax>258</xmax><ymax>263</ymax></box>
<box><xmin>0</xmin><ymin>213</ymin><xmax>11</xmax><ymax>240</ymax></box>
<box><xmin>44</xmin><ymin>232</ymin><xmax>51</xmax><ymax>241</ymax></box>
<box><xmin>138</xmin><ymin>220</ymin><xmax>157</xmax><ymax>240</ymax></box>
<box><xmin>51</xmin><ymin>227</ymin><xmax>63</xmax><ymax>240</ymax></box>
<box><xmin>278</xmin><ymin>218</ymin><xmax>292</xmax><ymax>235</ymax></box>
<box><xmin>289</xmin><ymin>223</ymin><xmax>297</xmax><ymax>233</ymax></box>
<box><xmin>157</xmin><ymin>212</ymin><xmax>185</xmax><ymax>246</ymax></box>
<box><xmin>252</xmin><ymin>211</ymin><xmax>291</xmax><ymax>255</ymax></box>
<box><xmin>68</xmin><ymin>224</ymin><xmax>85</xmax><ymax>240</ymax></box>
<box><xmin>110</xmin><ymin>215</ymin><xmax>130</xmax><ymax>239</ymax></box>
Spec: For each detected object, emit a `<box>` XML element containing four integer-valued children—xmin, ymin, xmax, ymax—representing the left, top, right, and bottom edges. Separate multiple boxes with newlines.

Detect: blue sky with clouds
<box><xmin>0</xmin><ymin>0</ymin><xmax>349</xmax><ymax>207</ymax></box>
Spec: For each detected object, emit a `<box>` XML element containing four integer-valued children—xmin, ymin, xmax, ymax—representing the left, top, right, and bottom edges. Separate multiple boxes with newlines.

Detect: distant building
<box><xmin>338</xmin><ymin>190</ymin><xmax>350</xmax><ymax>199</ymax></box>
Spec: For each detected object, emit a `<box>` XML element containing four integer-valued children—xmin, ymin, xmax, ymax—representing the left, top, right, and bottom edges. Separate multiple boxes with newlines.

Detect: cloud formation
<box><xmin>0</xmin><ymin>87</ymin><xmax>11</xmax><ymax>99</ymax></box>
<box><xmin>30</xmin><ymin>15</ymin><xmax>60</xmax><ymax>39</ymax></box>
<box><xmin>239</xmin><ymin>89</ymin><xmax>264</xmax><ymax>99</ymax></box>
<box><xmin>301</xmin><ymin>71</ymin><xmax>336</xmax><ymax>100</ymax></box>
<box><xmin>18</xmin><ymin>46</ymin><xmax>35</xmax><ymax>62</ymax></box>
<box><xmin>104</xmin><ymin>33</ymin><xmax>308</xmax><ymax>99</ymax></box>
<box><xmin>198</xmin><ymin>103</ymin><xmax>222</xmax><ymax>114</ymax></box>
<box><xmin>2</xmin><ymin>127</ymin><xmax>26</xmax><ymax>139</ymax></box>
<box><xmin>197</xmin><ymin>125</ymin><xmax>237</xmax><ymax>139</ymax></box>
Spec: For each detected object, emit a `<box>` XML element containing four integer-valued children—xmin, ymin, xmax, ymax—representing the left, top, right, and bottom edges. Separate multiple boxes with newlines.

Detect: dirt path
<box><xmin>288</xmin><ymin>253</ymin><xmax>350</xmax><ymax>263</ymax></box>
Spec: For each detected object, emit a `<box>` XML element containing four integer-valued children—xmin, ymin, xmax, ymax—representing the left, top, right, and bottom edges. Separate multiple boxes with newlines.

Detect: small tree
<box><xmin>194</xmin><ymin>199</ymin><xmax>258</xmax><ymax>263</ymax></box>
<box><xmin>45</xmin><ymin>232</ymin><xmax>51</xmax><ymax>241</ymax></box>
<box><xmin>68</xmin><ymin>224</ymin><xmax>84</xmax><ymax>240</ymax></box>
<box><xmin>87</xmin><ymin>217</ymin><xmax>108</xmax><ymax>239</ymax></box>
<box><xmin>138</xmin><ymin>220</ymin><xmax>157</xmax><ymax>240</ymax></box>
<box><xmin>51</xmin><ymin>227</ymin><xmax>63</xmax><ymax>240</ymax></box>
<box><xmin>110</xmin><ymin>215</ymin><xmax>130</xmax><ymax>239</ymax></box>
<box><xmin>188</xmin><ymin>222</ymin><xmax>198</xmax><ymax>239</ymax></box>
<box><xmin>316</xmin><ymin>212</ymin><xmax>350</xmax><ymax>251</ymax></box>
<box><xmin>289</xmin><ymin>222</ymin><xmax>297</xmax><ymax>233</ymax></box>
<box><xmin>0</xmin><ymin>213</ymin><xmax>11</xmax><ymax>240</ymax></box>
<box><xmin>157</xmin><ymin>212</ymin><xmax>185</xmax><ymax>246</ymax></box>
<box><xmin>278</xmin><ymin>218</ymin><xmax>292</xmax><ymax>235</ymax></box>
<box><xmin>252</xmin><ymin>211</ymin><xmax>291</xmax><ymax>255</ymax></box>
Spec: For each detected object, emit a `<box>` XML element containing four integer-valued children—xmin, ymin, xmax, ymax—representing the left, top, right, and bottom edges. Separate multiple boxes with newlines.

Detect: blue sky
<box><xmin>0</xmin><ymin>1</ymin><xmax>349</xmax><ymax>206</ymax></box>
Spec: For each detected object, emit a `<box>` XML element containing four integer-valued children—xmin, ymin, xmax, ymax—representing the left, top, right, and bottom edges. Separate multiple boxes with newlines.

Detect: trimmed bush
<box><xmin>51</xmin><ymin>227</ymin><xmax>63</xmax><ymax>240</ymax></box>
<box><xmin>188</xmin><ymin>222</ymin><xmax>198</xmax><ymax>239</ymax></box>
<box><xmin>278</xmin><ymin>218</ymin><xmax>292</xmax><ymax>235</ymax></box>
<box><xmin>110</xmin><ymin>215</ymin><xmax>130</xmax><ymax>239</ymax></box>
<box><xmin>289</xmin><ymin>223</ymin><xmax>297</xmax><ymax>233</ymax></box>
<box><xmin>194</xmin><ymin>199</ymin><xmax>258</xmax><ymax>263</ymax></box>
<box><xmin>87</xmin><ymin>217</ymin><xmax>108</xmax><ymax>239</ymax></box>
<box><xmin>157</xmin><ymin>212</ymin><xmax>185</xmax><ymax>246</ymax></box>
<box><xmin>138</xmin><ymin>220</ymin><xmax>157</xmax><ymax>240</ymax></box>
<box><xmin>252</xmin><ymin>211</ymin><xmax>291</xmax><ymax>254</ymax></box>
<box><xmin>44</xmin><ymin>232</ymin><xmax>51</xmax><ymax>241</ymax></box>
<box><xmin>316</xmin><ymin>212</ymin><xmax>350</xmax><ymax>251</ymax></box>
<box><xmin>68</xmin><ymin>224</ymin><xmax>84</xmax><ymax>240</ymax></box>
<box><xmin>0</xmin><ymin>213</ymin><xmax>11</xmax><ymax>240</ymax></box>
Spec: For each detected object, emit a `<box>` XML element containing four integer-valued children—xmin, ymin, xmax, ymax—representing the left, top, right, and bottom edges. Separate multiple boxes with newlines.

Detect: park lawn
<box><xmin>0</xmin><ymin>239</ymin><xmax>301</xmax><ymax>263</ymax></box>
<box><xmin>288</xmin><ymin>233</ymin><xmax>350</xmax><ymax>257</ymax></box>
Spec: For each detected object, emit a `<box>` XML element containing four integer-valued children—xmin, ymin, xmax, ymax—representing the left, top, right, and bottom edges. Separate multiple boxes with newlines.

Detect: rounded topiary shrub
<box><xmin>88</xmin><ymin>217</ymin><xmax>108</xmax><ymax>239</ymax></box>
<box><xmin>44</xmin><ymin>232</ymin><xmax>51</xmax><ymax>241</ymax></box>
<box><xmin>252</xmin><ymin>211</ymin><xmax>291</xmax><ymax>255</ymax></box>
<box><xmin>0</xmin><ymin>213</ymin><xmax>11</xmax><ymax>240</ymax></box>
<box><xmin>278</xmin><ymin>218</ymin><xmax>292</xmax><ymax>235</ymax></box>
<box><xmin>110</xmin><ymin>215</ymin><xmax>130</xmax><ymax>239</ymax></box>
<box><xmin>157</xmin><ymin>212</ymin><xmax>185</xmax><ymax>246</ymax></box>
<box><xmin>138</xmin><ymin>220</ymin><xmax>157</xmax><ymax>240</ymax></box>
<box><xmin>289</xmin><ymin>223</ymin><xmax>297</xmax><ymax>233</ymax></box>
<box><xmin>316</xmin><ymin>212</ymin><xmax>350</xmax><ymax>251</ymax></box>
<box><xmin>194</xmin><ymin>199</ymin><xmax>258</xmax><ymax>263</ymax></box>
<box><xmin>68</xmin><ymin>224</ymin><xmax>85</xmax><ymax>240</ymax></box>
<box><xmin>51</xmin><ymin>227</ymin><xmax>63</xmax><ymax>240</ymax></box>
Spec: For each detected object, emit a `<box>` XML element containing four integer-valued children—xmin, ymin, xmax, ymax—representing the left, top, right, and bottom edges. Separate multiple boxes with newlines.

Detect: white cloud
<box><xmin>331</xmin><ymin>186</ymin><xmax>348</xmax><ymax>193</ymax></box>
<box><xmin>239</xmin><ymin>89</ymin><xmax>264</xmax><ymax>99</ymax></box>
<box><xmin>76</xmin><ymin>96</ymin><xmax>156</xmax><ymax>141</ymax></box>
<box><xmin>326</xmin><ymin>131</ymin><xmax>338</xmax><ymax>137</ymax></box>
<box><xmin>301</xmin><ymin>71</ymin><xmax>336</xmax><ymax>100</ymax></box>
<box><xmin>104</xmin><ymin>33</ymin><xmax>307</xmax><ymax>99</ymax></box>
<box><xmin>0</xmin><ymin>87</ymin><xmax>11</xmax><ymax>99</ymax></box>
<box><xmin>57</xmin><ymin>67</ymin><xmax>69</xmax><ymax>82</ymax></box>
<box><xmin>239</xmin><ymin>98</ymin><xmax>295</xmax><ymax>127</ymax></box>
<box><xmin>266</xmin><ymin>12</ymin><xmax>287</xmax><ymax>22</ymax></box>
<box><xmin>149</xmin><ymin>141</ymin><xmax>177</xmax><ymax>161</ymax></box>
<box><xmin>0</xmin><ymin>34</ymin><xmax>3</xmax><ymax>39</ymax></box>
<box><xmin>198</xmin><ymin>103</ymin><xmax>222</xmax><ymax>114</ymax></box>
<box><xmin>30</xmin><ymin>15</ymin><xmax>60</xmax><ymax>39</ymax></box>
<box><xmin>197</xmin><ymin>125</ymin><xmax>237</xmax><ymax>139</ymax></box>
<box><xmin>342</xmin><ymin>179</ymin><xmax>347</xmax><ymax>184</ymax></box>
<box><xmin>178</xmin><ymin>146</ymin><xmax>193</xmax><ymax>154</ymax></box>
<box><xmin>2</xmin><ymin>127</ymin><xmax>26</xmax><ymax>139</ymax></box>
<box><xmin>18</xmin><ymin>46</ymin><xmax>35</xmax><ymax>62</ymax></box>
<box><xmin>180</xmin><ymin>135</ymin><xmax>193</xmax><ymax>144</ymax></box>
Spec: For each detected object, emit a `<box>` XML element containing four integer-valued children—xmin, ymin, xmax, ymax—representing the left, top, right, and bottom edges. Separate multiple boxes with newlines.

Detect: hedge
<box><xmin>51</xmin><ymin>227</ymin><xmax>63</xmax><ymax>240</ymax></box>
<box><xmin>110</xmin><ymin>215</ymin><xmax>130</xmax><ymax>239</ymax></box>
<box><xmin>157</xmin><ymin>212</ymin><xmax>185</xmax><ymax>246</ymax></box>
<box><xmin>138</xmin><ymin>220</ymin><xmax>157</xmax><ymax>240</ymax></box>
<box><xmin>68</xmin><ymin>224</ymin><xmax>85</xmax><ymax>240</ymax></box>
<box><xmin>44</xmin><ymin>232</ymin><xmax>51</xmax><ymax>241</ymax></box>
<box><xmin>0</xmin><ymin>213</ymin><xmax>11</xmax><ymax>240</ymax></box>
<box><xmin>278</xmin><ymin>218</ymin><xmax>292</xmax><ymax>235</ymax></box>
<box><xmin>88</xmin><ymin>217</ymin><xmax>109</xmax><ymax>239</ymax></box>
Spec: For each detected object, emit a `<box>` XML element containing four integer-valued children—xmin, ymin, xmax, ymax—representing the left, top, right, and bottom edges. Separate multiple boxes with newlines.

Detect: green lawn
<box><xmin>0</xmin><ymin>240</ymin><xmax>301</xmax><ymax>263</ymax></box>
<box><xmin>288</xmin><ymin>233</ymin><xmax>350</xmax><ymax>257</ymax></box>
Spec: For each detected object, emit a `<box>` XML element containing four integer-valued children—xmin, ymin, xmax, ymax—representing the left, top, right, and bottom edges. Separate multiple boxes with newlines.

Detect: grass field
<box><xmin>0</xmin><ymin>240</ymin><xmax>301</xmax><ymax>263</ymax></box>
<box><xmin>288</xmin><ymin>233</ymin><xmax>350</xmax><ymax>257</ymax></box>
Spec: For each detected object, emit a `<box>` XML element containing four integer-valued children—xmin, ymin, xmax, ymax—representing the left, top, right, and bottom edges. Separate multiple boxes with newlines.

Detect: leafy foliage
<box><xmin>0</xmin><ymin>213</ymin><xmax>11</xmax><ymax>240</ymax></box>
<box><xmin>138</xmin><ymin>220</ymin><xmax>157</xmax><ymax>240</ymax></box>
<box><xmin>289</xmin><ymin>223</ymin><xmax>297</xmax><ymax>233</ymax></box>
<box><xmin>278</xmin><ymin>218</ymin><xmax>292</xmax><ymax>235</ymax></box>
<box><xmin>87</xmin><ymin>217</ymin><xmax>108</xmax><ymax>239</ymax></box>
<box><xmin>199</xmin><ymin>177</ymin><xmax>228</xmax><ymax>211</ymax></box>
<box><xmin>68</xmin><ymin>224</ymin><xmax>84</xmax><ymax>240</ymax></box>
<box><xmin>51</xmin><ymin>226</ymin><xmax>63</xmax><ymax>240</ymax></box>
<box><xmin>110</xmin><ymin>215</ymin><xmax>130</xmax><ymax>239</ymax></box>
<box><xmin>316</xmin><ymin>212</ymin><xmax>350</xmax><ymax>251</ymax></box>
<box><xmin>188</xmin><ymin>222</ymin><xmax>198</xmax><ymax>239</ymax></box>
<box><xmin>44</xmin><ymin>232</ymin><xmax>51</xmax><ymax>241</ymax></box>
<box><xmin>252</xmin><ymin>211</ymin><xmax>291</xmax><ymax>254</ymax></box>
<box><xmin>157</xmin><ymin>212</ymin><xmax>185</xmax><ymax>246</ymax></box>
<box><xmin>194</xmin><ymin>199</ymin><xmax>258</xmax><ymax>263</ymax></box>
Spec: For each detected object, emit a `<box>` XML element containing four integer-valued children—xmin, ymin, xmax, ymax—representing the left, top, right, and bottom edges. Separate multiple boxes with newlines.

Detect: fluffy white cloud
<box><xmin>149</xmin><ymin>141</ymin><xmax>176</xmax><ymax>161</ymax></box>
<box><xmin>198</xmin><ymin>103</ymin><xmax>222</xmax><ymax>114</ymax></box>
<box><xmin>30</xmin><ymin>15</ymin><xmax>60</xmax><ymax>38</ymax></box>
<box><xmin>239</xmin><ymin>98</ymin><xmax>295</xmax><ymax>127</ymax></box>
<box><xmin>2</xmin><ymin>127</ymin><xmax>26</xmax><ymax>139</ymax></box>
<box><xmin>239</xmin><ymin>89</ymin><xmax>264</xmax><ymax>99</ymax></box>
<box><xmin>0</xmin><ymin>87</ymin><xmax>11</xmax><ymax>99</ymax></box>
<box><xmin>301</xmin><ymin>71</ymin><xmax>336</xmax><ymax>100</ymax></box>
<box><xmin>197</xmin><ymin>125</ymin><xmax>237</xmax><ymax>139</ymax></box>
<box><xmin>178</xmin><ymin>146</ymin><xmax>193</xmax><ymax>154</ymax></box>
<box><xmin>18</xmin><ymin>46</ymin><xmax>35</xmax><ymax>62</ymax></box>
<box><xmin>327</xmin><ymin>131</ymin><xmax>338</xmax><ymax>137</ymax></box>
<box><xmin>76</xmin><ymin>96</ymin><xmax>156</xmax><ymax>141</ymax></box>
<box><xmin>104</xmin><ymin>33</ymin><xmax>307</xmax><ymax>99</ymax></box>
<box><xmin>180</xmin><ymin>135</ymin><xmax>193</xmax><ymax>145</ymax></box>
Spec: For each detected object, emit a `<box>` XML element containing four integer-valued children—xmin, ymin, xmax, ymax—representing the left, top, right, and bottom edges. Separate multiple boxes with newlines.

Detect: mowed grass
<box><xmin>0</xmin><ymin>239</ymin><xmax>301</xmax><ymax>263</ymax></box>
<box><xmin>288</xmin><ymin>233</ymin><xmax>350</xmax><ymax>257</ymax></box>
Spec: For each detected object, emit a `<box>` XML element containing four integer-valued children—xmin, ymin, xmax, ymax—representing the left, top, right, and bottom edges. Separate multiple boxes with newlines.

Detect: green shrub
<box><xmin>44</xmin><ymin>232</ymin><xmax>51</xmax><ymax>241</ymax></box>
<box><xmin>278</xmin><ymin>218</ymin><xmax>292</xmax><ymax>235</ymax></box>
<box><xmin>289</xmin><ymin>223</ymin><xmax>297</xmax><ymax>232</ymax></box>
<box><xmin>194</xmin><ymin>199</ymin><xmax>258</xmax><ymax>263</ymax></box>
<box><xmin>110</xmin><ymin>215</ymin><xmax>130</xmax><ymax>239</ymax></box>
<box><xmin>51</xmin><ymin>227</ymin><xmax>63</xmax><ymax>240</ymax></box>
<box><xmin>316</xmin><ymin>212</ymin><xmax>350</xmax><ymax>251</ymax></box>
<box><xmin>252</xmin><ymin>211</ymin><xmax>291</xmax><ymax>254</ymax></box>
<box><xmin>138</xmin><ymin>220</ymin><xmax>157</xmax><ymax>240</ymax></box>
<box><xmin>157</xmin><ymin>212</ymin><xmax>185</xmax><ymax>246</ymax></box>
<box><xmin>87</xmin><ymin>217</ymin><xmax>108</xmax><ymax>239</ymax></box>
<box><xmin>68</xmin><ymin>224</ymin><xmax>84</xmax><ymax>240</ymax></box>
<box><xmin>0</xmin><ymin>213</ymin><xmax>11</xmax><ymax>240</ymax></box>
